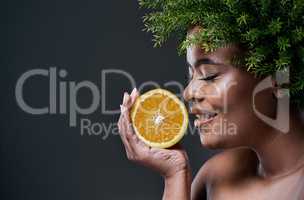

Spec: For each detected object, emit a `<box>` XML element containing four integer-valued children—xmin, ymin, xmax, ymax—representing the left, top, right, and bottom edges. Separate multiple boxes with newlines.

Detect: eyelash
<box><xmin>199</xmin><ymin>74</ymin><xmax>219</xmax><ymax>82</ymax></box>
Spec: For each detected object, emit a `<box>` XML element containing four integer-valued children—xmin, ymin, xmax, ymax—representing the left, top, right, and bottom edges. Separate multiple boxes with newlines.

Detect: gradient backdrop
<box><xmin>2</xmin><ymin>0</ymin><xmax>216</xmax><ymax>199</ymax></box>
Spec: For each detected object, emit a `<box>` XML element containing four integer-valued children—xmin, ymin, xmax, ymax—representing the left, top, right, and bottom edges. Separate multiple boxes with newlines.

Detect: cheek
<box><xmin>219</xmin><ymin>72</ymin><xmax>270</xmax><ymax>138</ymax></box>
<box><xmin>204</xmin><ymin>73</ymin><xmax>238</xmax><ymax>112</ymax></box>
<box><xmin>215</xmin><ymin>72</ymin><xmax>255</xmax><ymax>128</ymax></box>
<box><xmin>224</xmin><ymin>71</ymin><xmax>256</xmax><ymax>111</ymax></box>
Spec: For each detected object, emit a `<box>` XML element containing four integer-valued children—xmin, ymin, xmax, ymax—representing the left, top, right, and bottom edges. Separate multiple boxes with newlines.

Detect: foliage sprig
<box><xmin>139</xmin><ymin>0</ymin><xmax>304</xmax><ymax>107</ymax></box>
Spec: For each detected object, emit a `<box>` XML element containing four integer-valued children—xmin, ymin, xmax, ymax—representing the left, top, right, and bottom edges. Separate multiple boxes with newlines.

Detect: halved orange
<box><xmin>130</xmin><ymin>88</ymin><xmax>188</xmax><ymax>148</ymax></box>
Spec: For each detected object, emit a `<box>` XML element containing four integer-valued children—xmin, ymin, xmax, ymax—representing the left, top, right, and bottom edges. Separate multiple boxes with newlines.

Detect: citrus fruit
<box><xmin>130</xmin><ymin>88</ymin><xmax>188</xmax><ymax>148</ymax></box>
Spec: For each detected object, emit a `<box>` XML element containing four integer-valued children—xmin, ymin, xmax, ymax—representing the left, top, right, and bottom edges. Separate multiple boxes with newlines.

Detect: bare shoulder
<box><xmin>191</xmin><ymin>147</ymin><xmax>258</xmax><ymax>200</ymax></box>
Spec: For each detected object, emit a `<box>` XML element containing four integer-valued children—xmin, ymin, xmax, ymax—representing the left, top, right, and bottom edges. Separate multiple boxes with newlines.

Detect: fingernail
<box><xmin>130</xmin><ymin>88</ymin><xmax>136</xmax><ymax>96</ymax></box>
<box><xmin>130</xmin><ymin>88</ymin><xmax>138</xmax><ymax>99</ymax></box>
<box><xmin>123</xmin><ymin>92</ymin><xmax>129</xmax><ymax>103</ymax></box>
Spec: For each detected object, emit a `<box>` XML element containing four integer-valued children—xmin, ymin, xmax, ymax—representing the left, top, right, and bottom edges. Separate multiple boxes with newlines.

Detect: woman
<box><xmin>118</xmin><ymin>1</ymin><xmax>304</xmax><ymax>199</ymax></box>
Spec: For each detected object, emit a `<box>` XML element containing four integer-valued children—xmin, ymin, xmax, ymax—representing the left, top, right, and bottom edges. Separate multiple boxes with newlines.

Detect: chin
<box><xmin>199</xmin><ymin>129</ymin><xmax>236</xmax><ymax>149</ymax></box>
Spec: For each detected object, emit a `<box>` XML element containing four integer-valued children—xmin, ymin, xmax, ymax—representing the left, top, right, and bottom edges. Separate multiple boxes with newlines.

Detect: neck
<box><xmin>252</xmin><ymin>111</ymin><xmax>304</xmax><ymax>179</ymax></box>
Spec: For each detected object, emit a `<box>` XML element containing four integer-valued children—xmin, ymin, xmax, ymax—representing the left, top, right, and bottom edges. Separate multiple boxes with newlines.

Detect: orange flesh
<box><xmin>133</xmin><ymin>93</ymin><xmax>184</xmax><ymax>143</ymax></box>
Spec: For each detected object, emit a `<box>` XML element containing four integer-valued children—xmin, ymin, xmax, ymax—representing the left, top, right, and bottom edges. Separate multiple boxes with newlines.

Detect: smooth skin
<box><xmin>117</xmin><ymin>26</ymin><xmax>304</xmax><ymax>200</ymax></box>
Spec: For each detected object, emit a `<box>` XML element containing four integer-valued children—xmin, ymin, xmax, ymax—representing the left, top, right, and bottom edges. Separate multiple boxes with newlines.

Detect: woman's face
<box><xmin>183</xmin><ymin>29</ymin><xmax>277</xmax><ymax>149</ymax></box>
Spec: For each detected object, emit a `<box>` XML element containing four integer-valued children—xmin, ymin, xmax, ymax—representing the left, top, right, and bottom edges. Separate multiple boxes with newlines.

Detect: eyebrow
<box><xmin>188</xmin><ymin>57</ymin><xmax>218</xmax><ymax>68</ymax></box>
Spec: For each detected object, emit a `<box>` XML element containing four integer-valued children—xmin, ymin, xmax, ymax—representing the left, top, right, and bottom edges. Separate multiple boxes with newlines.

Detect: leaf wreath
<box><xmin>139</xmin><ymin>0</ymin><xmax>304</xmax><ymax>108</ymax></box>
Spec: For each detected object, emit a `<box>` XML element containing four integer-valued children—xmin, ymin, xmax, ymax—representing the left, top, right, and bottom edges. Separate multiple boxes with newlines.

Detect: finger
<box><xmin>130</xmin><ymin>88</ymin><xmax>136</xmax><ymax>101</ymax></box>
<box><xmin>119</xmin><ymin>91</ymin><xmax>141</xmax><ymax>158</ymax></box>
<box><xmin>120</xmin><ymin>103</ymin><xmax>134</xmax><ymax>142</ymax></box>
<box><xmin>120</xmin><ymin>88</ymin><xmax>139</xmax><ymax>132</ymax></box>
<box><xmin>121</xmin><ymin>92</ymin><xmax>132</xmax><ymax>122</ymax></box>
<box><xmin>121</xmin><ymin>122</ymin><xmax>141</xmax><ymax>159</ymax></box>
<box><xmin>122</xmin><ymin>92</ymin><xmax>132</xmax><ymax>108</ymax></box>
<box><xmin>130</xmin><ymin>88</ymin><xmax>139</xmax><ymax>104</ymax></box>
<box><xmin>120</xmin><ymin>106</ymin><xmax>132</xmax><ymax>132</ymax></box>
<box><xmin>118</xmin><ymin>120</ymin><xmax>131</xmax><ymax>149</ymax></box>
<box><xmin>119</xmin><ymin>127</ymin><xmax>133</xmax><ymax>157</ymax></box>
<box><xmin>148</xmin><ymin>143</ymin><xmax>183</xmax><ymax>157</ymax></box>
<box><xmin>126</xmin><ymin>89</ymin><xmax>146</xmax><ymax>151</ymax></box>
<box><xmin>121</xmin><ymin>90</ymin><xmax>146</xmax><ymax>157</ymax></box>
<box><xmin>122</xmin><ymin>92</ymin><xmax>129</xmax><ymax>105</ymax></box>
<box><xmin>118</xmin><ymin>109</ymin><xmax>134</xmax><ymax>155</ymax></box>
<box><xmin>120</xmin><ymin>105</ymin><xmax>132</xmax><ymax>131</ymax></box>
<box><xmin>126</xmin><ymin>133</ymin><xmax>150</xmax><ymax>157</ymax></box>
<box><xmin>120</xmin><ymin>114</ymin><xmax>141</xmax><ymax>153</ymax></box>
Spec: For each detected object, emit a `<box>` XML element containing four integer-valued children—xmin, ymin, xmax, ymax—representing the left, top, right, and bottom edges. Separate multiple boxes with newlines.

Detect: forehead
<box><xmin>186</xmin><ymin>44</ymin><xmax>238</xmax><ymax>68</ymax></box>
<box><xmin>186</xmin><ymin>26</ymin><xmax>241</xmax><ymax>67</ymax></box>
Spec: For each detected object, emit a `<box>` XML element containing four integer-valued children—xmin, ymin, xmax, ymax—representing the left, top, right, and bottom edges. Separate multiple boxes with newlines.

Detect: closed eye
<box><xmin>199</xmin><ymin>74</ymin><xmax>219</xmax><ymax>82</ymax></box>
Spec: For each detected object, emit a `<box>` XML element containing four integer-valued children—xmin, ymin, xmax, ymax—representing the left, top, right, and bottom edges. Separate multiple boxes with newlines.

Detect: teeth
<box><xmin>204</xmin><ymin>112</ymin><xmax>216</xmax><ymax>119</ymax></box>
<box><xmin>195</xmin><ymin>112</ymin><xmax>218</xmax><ymax>119</ymax></box>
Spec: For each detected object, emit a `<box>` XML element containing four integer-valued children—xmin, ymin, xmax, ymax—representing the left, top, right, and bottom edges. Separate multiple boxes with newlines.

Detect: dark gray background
<box><xmin>2</xmin><ymin>0</ymin><xmax>215</xmax><ymax>199</ymax></box>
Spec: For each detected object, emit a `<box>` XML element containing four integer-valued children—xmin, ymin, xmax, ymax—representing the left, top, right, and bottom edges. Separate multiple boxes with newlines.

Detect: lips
<box><xmin>193</xmin><ymin>111</ymin><xmax>218</xmax><ymax>127</ymax></box>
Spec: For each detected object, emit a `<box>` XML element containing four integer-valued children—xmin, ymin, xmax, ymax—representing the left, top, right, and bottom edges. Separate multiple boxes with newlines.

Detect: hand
<box><xmin>118</xmin><ymin>88</ymin><xmax>190</xmax><ymax>178</ymax></box>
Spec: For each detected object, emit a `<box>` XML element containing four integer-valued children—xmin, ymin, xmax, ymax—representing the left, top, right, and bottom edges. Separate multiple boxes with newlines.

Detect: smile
<box><xmin>194</xmin><ymin>112</ymin><xmax>218</xmax><ymax>127</ymax></box>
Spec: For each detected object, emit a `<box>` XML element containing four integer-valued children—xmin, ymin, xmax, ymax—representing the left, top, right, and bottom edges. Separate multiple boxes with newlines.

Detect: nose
<box><xmin>183</xmin><ymin>80</ymin><xmax>205</xmax><ymax>103</ymax></box>
<box><xmin>183</xmin><ymin>81</ymin><xmax>201</xmax><ymax>114</ymax></box>
<box><xmin>183</xmin><ymin>82</ymin><xmax>193</xmax><ymax>102</ymax></box>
